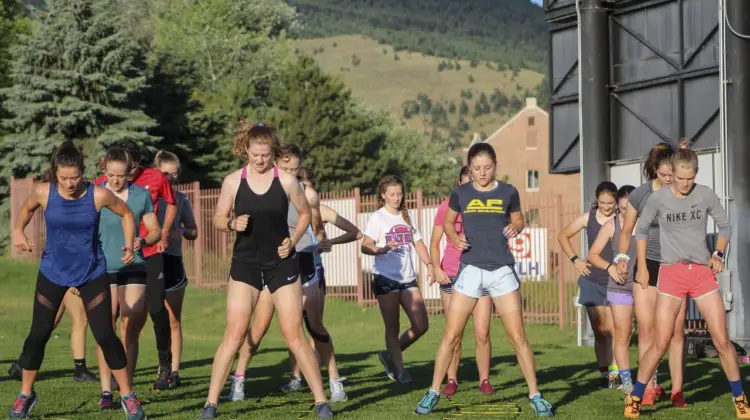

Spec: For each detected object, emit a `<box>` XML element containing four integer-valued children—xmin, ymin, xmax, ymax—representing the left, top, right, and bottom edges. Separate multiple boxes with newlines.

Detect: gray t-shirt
<box><xmin>448</xmin><ymin>181</ymin><xmax>521</xmax><ymax>270</ymax></box>
<box><xmin>288</xmin><ymin>182</ymin><xmax>314</xmax><ymax>253</ymax></box>
<box><xmin>629</xmin><ymin>182</ymin><xmax>661</xmax><ymax>262</ymax></box>
<box><xmin>636</xmin><ymin>184</ymin><xmax>731</xmax><ymax>265</ymax></box>
<box><xmin>609</xmin><ymin>214</ymin><xmax>635</xmax><ymax>294</ymax></box>
<box><xmin>157</xmin><ymin>191</ymin><xmax>196</xmax><ymax>257</ymax></box>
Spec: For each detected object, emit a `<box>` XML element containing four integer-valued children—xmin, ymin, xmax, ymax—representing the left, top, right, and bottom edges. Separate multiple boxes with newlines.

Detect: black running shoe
<box><xmin>169</xmin><ymin>371</ymin><xmax>181</xmax><ymax>389</ymax></box>
<box><xmin>98</xmin><ymin>392</ymin><xmax>115</xmax><ymax>409</ymax></box>
<box><xmin>153</xmin><ymin>364</ymin><xmax>171</xmax><ymax>391</ymax></box>
<box><xmin>315</xmin><ymin>402</ymin><xmax>334</xmax><ymax>419</ymax></box>
<box><xmin>199</xmin><ymin>404</ymin><xmax>218</xmax><ymax>418</ymax></box>
<box><xmin>74</xmin><ymin>368</ymin><xmax>98</xmax><ymax>382</ymax></box>
<box><xmin>8</xmin><ymin>362</ymin><xmax>21</xmax><ymax>380</ymax></box>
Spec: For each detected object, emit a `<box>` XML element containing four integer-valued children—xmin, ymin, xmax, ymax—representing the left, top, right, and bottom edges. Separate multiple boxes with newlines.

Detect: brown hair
<box><xmin>672</xmin><ymin>148</ymin><xmax>699</xmax><ymax>171</ymax></box>
<box><xmin>378</xmin><ymin>175</ymin><xmax>413</xmax><ymax>228</ymax></box>
<box><xmin>277</xmin><ymin>143</ymin><xmax>302</xmax><ymax>162</ymax></box>
<box><xmin>298</xmin><ymin>166</ymin><xmax>315</xmax><ymax>188</ymax></box>
<box><xmin>102</xmin><ymin>146</ymin><xmax>134</xmax><ymax>174</ymax></box>
<box><xmin>456</xmin><ymin>165</ymin><xmax>470</xmax><ymax>185</ymax></box>
<box><xmin>643</xmin><ymin>142</ymin><xmax>676</xmax><ymax>180</ymax></box>
<box><xmin>42</xmin><ymin>141</ymin><xmax>85</xmax><ymax>182</ymax></box>
<box><xmin>232</xmin><ymin>120</ymin><xmax>280</xmax><ymax>159</ymax></box>
<box><xmin>154</xmin><ymin>150</ymin><xmax>181</xmax><ymax>173</ymax></box>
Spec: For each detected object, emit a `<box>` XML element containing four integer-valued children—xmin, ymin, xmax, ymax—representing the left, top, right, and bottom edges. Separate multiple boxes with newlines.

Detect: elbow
<box><xmin>355</xmin><ymin>231</ymin><xmax>363</xmax><ymax>241</ymax></box>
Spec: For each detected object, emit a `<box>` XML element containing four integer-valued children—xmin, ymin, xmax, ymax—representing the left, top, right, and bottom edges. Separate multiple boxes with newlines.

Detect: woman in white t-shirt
<box><xmin>362</xmin><ymin>175</ymin><xmax>433</xmax><ymax>384</ymax></box>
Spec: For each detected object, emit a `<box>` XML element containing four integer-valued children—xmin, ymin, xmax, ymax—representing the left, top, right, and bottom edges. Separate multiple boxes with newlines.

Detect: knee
<box><xmin>506</xmin><ymin>329</ymin><xmax>529</xmax><ymax>350</ymax></box>
<box><xmin>169</xmin><ymin>316</ymin><xmax>181</xmax><ymax>331</ymax></box>
<box><xmin>652</xmin><ymin>335</ymin><xmax>672</xmax><ymax>355</ymax></box>
<box><xmin>224</xmin><ymin>328</ymin><xmax>248</xmax><ymax>352</ymax></box>
<box><xmin>670</xmin><ymin>330</ymin><xmax>685</xmax><ymax>347</ymax></box>
<box><xmin>712</xmin><ymin>335</ymin><xmax>734</xmax><ymax>355</ymax></box>
<box><xmin>442</xmin><ymin>329</ymin><xmax>464</xmax><ymax>350</ymax></box>
<box><xmin>474</xmin><ymin>329</ymin><xmax>490</xmax><ymax>347</ymax></box>
<box><xmin>413</xmin><ymin>321</ymin><xmax>429</xmax><ymax>339</ymax></box>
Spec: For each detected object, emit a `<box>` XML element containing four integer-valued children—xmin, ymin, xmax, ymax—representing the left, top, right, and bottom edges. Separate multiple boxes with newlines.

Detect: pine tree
<box><xmin>0</xmin><ymin>0</ymin><xmax>159</xmax><ymax>181</ymax></box>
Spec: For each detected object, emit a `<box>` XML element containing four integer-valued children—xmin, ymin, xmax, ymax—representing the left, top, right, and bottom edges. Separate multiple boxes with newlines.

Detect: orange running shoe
<box><xmin>641</xmin><ymin>389</ymin><xmax>656</xmax><ymax>406</ymax></box>
<box><xmin>735</xmin><ymin>394</ymin><xmax>750</xmax><ymax>418</ymax></box>
<box><xmin>624</xmin><ymin>394</ymin><xmax>642</xmax><ymax>418</ymax></box>
<box><xmin>671</xmin><ymin>391</ymin><xmax>688</xmax><ymax>408</ymax></box>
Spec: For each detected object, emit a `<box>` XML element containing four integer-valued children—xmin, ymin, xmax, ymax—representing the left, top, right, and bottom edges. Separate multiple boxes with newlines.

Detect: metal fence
<box><xmin>9</xmin><ymin>177</ymin><xmax>582</xmax><ymax>327</ymax></box>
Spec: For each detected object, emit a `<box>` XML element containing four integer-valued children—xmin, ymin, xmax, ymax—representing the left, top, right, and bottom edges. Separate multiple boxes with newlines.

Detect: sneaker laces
<box><xmin>419</xmin><ymin>392</ymin><xmax>438</xmax><ymax>409</ymax></box>
<box><xmin>628</xmin><ymin>396</ymin><xmax>642</xmax><ymax>414</ymax></box>
<box><xmin>530</xmin><ymin>396</ymin><xmax>550</xmax><ymax>413</ymax></box>
<box><xmin>12</xmin><ymin>396</ymin><xmax>27</xmax><ymax>413</ymax></box>
<box><xmin>232</xmin><ymin>376</ymin><xmax>245</xmax><ymax>392</ymax></box>
<box><xmin>125</xmin><ymin>396</ymin><xmax>141</xmax><ymax>414</ymax></box>
<box><xmin>330</xmin><ymin>378</ymin><xmax>344</xmax><ymax>394</ymax></box>
<box><xmin>737</xmin><ymin>395</ymin><xmax>749</xmax><ymax>414</ymax></box>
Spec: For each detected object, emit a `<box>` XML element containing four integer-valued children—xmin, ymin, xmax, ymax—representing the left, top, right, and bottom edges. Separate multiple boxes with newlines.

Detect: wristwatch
<box><xmin>714</xmin><ymin>249</ymin><xmax>725</xmax><ymax>261</ymax></box>
<box><xmin>570</xmin><ymin>256</ymin><xmax>579</xmax><ymax>263</ymax></box>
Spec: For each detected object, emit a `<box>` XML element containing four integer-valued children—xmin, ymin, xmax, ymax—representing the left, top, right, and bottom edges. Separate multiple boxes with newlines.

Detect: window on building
<box><xmin>525</xmin><ymin>208</ymin><xmax>541</xmax><ymax>226</ymax></box>
<box><xmin>526</xmin><ymin>169</ymin><xmax>539</xmax><ymax>191</ymax></box>
<box><xmin>528</xmin><ymin>116</ymin><xmax>535</xmax><ymax>126</ymax></box>
<box><xmin>526</xmin><ymin>130</ymin><xmax>538</xmax><ymax>149</ymax></box>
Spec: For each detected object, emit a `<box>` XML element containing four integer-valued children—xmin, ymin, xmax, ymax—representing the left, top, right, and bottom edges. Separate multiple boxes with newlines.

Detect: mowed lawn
<box><xmin>0</xmin><ymin>259</ymin><xmax>744</xmax><ymax>419</ymax></box>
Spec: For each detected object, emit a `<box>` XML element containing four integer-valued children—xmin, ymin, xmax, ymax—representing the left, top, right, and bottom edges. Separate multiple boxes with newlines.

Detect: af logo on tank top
<box><xmin>465</xmin><ymin>199</ymin><xmax>506</xmax><ymax>214</ymax></box>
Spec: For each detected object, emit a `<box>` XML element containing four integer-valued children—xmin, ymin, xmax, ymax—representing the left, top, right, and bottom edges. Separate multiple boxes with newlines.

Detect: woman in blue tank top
<box><xmin>9</xmin><ymin>142</ymin><xmax>146</xmax><ymax>420</ymax></box>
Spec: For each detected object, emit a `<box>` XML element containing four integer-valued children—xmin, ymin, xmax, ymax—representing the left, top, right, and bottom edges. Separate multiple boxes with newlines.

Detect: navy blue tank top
<box><xmin>584</xmin><ymin>210</ymin><xmax>613</xmax><ymax>286</ymax></box>
<box><xmin>40</xmin><ymin>182</ymin><xmax>106</xmax><ymax>287</ymax></box>
<box><xmin>232</xmin><ymin>166</ymin><xmax>292</xmax><ymax>269</ymax></box>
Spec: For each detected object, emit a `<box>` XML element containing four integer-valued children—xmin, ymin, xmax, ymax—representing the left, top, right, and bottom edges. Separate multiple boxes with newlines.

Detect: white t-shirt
<box><xmin>364</xmin><ymin>208</ymin><xmax>422</xmax><ymax>283</ymax></box>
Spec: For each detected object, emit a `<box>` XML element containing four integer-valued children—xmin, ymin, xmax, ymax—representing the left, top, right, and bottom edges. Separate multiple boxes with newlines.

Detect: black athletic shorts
<box><xmin>108</xmin><ymin>271</ymin><xmax>147</xmax><ymax>287</ymax></box>
<box><xmin>633</xmin><ymin>258</ymin><xmax>660</xmax><ymax>287</ymax></box>
<box><xmin>298</xmin><ymin>252</ymin><xmax>316</xmax><ymax>285</ymax></box>
<box><xmin>162</xmin><ymin>254</ymin><xmax>188</xmax><ymax>292</ymax></box>
<box><xmin>371</xmin><ymin>274</ymin><xmax>418</xmax><ymax>296</ymax></box>
<box><xmin>230</xmin><ymin>254</ymin><xmax>300</xmax><ymax>294</ymax></box>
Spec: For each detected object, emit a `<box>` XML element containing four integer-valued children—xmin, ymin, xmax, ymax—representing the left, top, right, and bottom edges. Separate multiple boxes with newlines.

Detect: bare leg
<box><xmin>440</xmin><ymin>291</ymin><xmax>462</xmax><ymax>383</ymax></box>
<box><xmin>429</xmin><ymin>291</ymin><xmax>476</xmax><ymax>392</ymax></box>
<box><xmin>473</xmin><ymin>295</ymin><xmax>493</xmax><ymax>382</ymax></box>
<box><xmin>633</xmin><ymin>285</ymin><xmax>658</xmax><ymax>389</ymax></box>
<box><xmin>495</xmin><ymin>291</ymin><xmax>540</xmax><ymax>396</ymax></box>
<box><xmin>165</xmin><ymin>287</ymin><xmax>186</xmax><ymax>373</ymax></box>
<box><xmin>376</xmin><ymin>293</ymin><xmax>404</xmax><ymax>373</ymax></box>
<box><xmin>234</xmin><ymin>288</ymin><xmax>275</xmax><ymax>377</ymax></box>
<box><xmin>668</xmin><ymin>299</ymin><xmax>688</xmax><ymax>394</ymax></box>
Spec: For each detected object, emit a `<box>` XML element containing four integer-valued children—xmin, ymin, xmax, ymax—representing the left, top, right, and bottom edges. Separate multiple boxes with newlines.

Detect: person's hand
<box><xmin>13</xmin><ymin>230</ymin><xmax>33</xmax><ymax>253</ymax></box>
<box><xmin>232</xmin><ymin>214</ymin><xmax>250</xmax><ymax>232</ymax></box>
<box><xmin>156</xmin><ymin>229</ymin><xmax>170</xmax><ymax>253</ymax></box>
<box><xmin>317</xmin><ymin>238</ymin><xmax>333</xmax><ymax>254</ymax></box>
<box><xmin>432</xmin><ymin>267</ymin><xmax>451</xmax><ymax>286</ymax></box>
<box><xmin>68</xmin><ymin>287</ymin><xmax>80</xmax><ymax>296</ymax></box>
<box><xmin>454</xmin><ymin>234</ymin><xmax>470</xmax><ymax>250</ymax></box>
<box><xmin>278</xmin><ymin>237</ymin><xmax>295</xmax><ymax>259</ymax></box>
<box><xmin>635</xmin><ymin>266</ymin><xmax>650</xmax><ymax>290</ymax></box>
<box><xmin>503</xmin><ymin>225</ymin><xmax>520</xmax><ymax>238</ymax></box>
<box><xmin>616</xmin><ymin>259</ymin><xmax>629</xmax><ymax>277</ymax></box>
<box><xmin>710</xmin><ymin>254</ymin><xmax>725</xmax><ymax>274</ymax></box>
<box><xmin>607</xmin><ymin>265</ymin><xmax>626</xmax><ymax>284</ymax></box>
<box><xmin>121</xmin><ymin>246</ymin><xmax>135</xmax><ymax>265</ymax></box>
<box><xmin>380</xmin><ymin>240</ymin><xmax>399</xmax><ymax>254</ymax></box>
<box><xmin>133</xmin><ymin>237</ymin><xmax>143</xmax><ymax>252</ymax></box>
<box><xmin>574</xmin><ymin>259</ymin><xmax>592</xmax><ymax>276</ymax></box>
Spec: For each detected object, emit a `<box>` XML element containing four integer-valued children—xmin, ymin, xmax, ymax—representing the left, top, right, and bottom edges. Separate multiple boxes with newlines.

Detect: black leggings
<box><xmin>145</xmin><ymin>254</ymin><xmax>172</xmax><ymax>366</ymax></box>
<box><xmin>19</xmin><ymin>272</ymin><xmax>126</xmax><ymax>371</ymax></box>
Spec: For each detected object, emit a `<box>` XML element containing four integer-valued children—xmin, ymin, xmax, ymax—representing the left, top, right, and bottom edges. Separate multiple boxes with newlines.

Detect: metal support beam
<box><xmin>725</xmin><ymin>0</ymin><xmax>750</xmax><ymax>347</ymax></box>
<box><xmin>579</xmin><ymin>0</ymin><xmax>611</xmax><ymax>346</ymax></box>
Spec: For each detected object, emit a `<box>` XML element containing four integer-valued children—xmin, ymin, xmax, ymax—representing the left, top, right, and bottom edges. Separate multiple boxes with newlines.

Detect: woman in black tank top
<box><xmin>557</xmin><ymin>182</ymin><xmax>619</xmax><ymax>388</ymax></box>
<box><xmin>200</xmin><ymin>122</ymin><xmax>334</xmax><ymax>419</ymax></box>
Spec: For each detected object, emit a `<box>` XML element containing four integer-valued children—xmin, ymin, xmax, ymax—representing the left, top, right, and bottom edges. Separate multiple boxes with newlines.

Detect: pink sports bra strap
<box><xmin>273</xmin><ymin>165</ymin><xmax>279</xmax><ymax>178</ymax></box>
<box><xmin>241</xmin><ymin>166</ymin><xmax>247</xmax><ymax>180</ymax></box>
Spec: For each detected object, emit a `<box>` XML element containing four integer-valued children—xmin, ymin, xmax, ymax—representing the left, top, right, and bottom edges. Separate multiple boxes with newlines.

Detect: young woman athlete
<box><xmin>414</xmin><ymin>143</ymin><xmax>554</xmax><ymax>417</ymax></box>
<box><xmin>558</xmin><ymin>181</ymin><xmax>619</xmax><ymax>388</ymax></box>
<box><xmin>430</xmin><ymin>165</ymin><xmax>494</xmax><ymax>397</ymax></box>
<box><xmin>227</xmin><ymin>161</ymin><xmax>360</xmax><ymax>404</ymax></box>
<box><xmin>95</xmin><ymin>141</ymin><xmax>178</xmax><ymax>391</ymax></box>
<box><xmin>96</xmin><ymin>147</ymin><xmax>163</xmax><ymax>408</ymax></box>
<box><xmin>624</xmin><ymin>148</ymin><xmax>750</xmax><ymax>418</ymax></box>
<box><xmin>154</xmin><ymin>150</ymin><xmax>198</xmax><ymax>388</ymax></box>
<box><xmin>362</xmin><ymin>175</ymin><xmax>432</xmax><ymax>385</ymax></box>
<box><xmin>587</xmin><ymin>185</ymin><xmax>636</xmax><ymax>393</ymax></box>
<box><xmin>615</xmin><ymin>142</ymin><xmax>688</xmax><ymax>407</ymax></box>
<box><xmin>200</xmin><ymin>123</ymin><xmax>333</xmax><ymax>419</ymax></box>
<box><xmin>9</xmin><ymin>142</ymin><xmax>145</xmax><ymax>420</ymax></box>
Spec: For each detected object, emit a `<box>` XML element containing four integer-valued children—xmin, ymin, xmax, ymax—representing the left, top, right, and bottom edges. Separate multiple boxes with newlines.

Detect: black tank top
<box><xmin>585</xmin><ymin>210</ymin><xmax>613</xmax><ymax>285</ymax></box>
<box><xmin>233</xmin><ymin>166</ymin><xmax>292</xmax><ymax>268</ymax></box>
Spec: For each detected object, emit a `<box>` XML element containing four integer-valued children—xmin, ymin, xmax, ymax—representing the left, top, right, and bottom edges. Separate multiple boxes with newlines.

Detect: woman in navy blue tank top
<box><xmin>9</xmin><ymin>142</ymin><xmax>146</xmax><ymax>420</ymax></box>
<box><xmin>200</xmin><ymin>122</ymin><xmax>333</xmax><ymax>419</ymax></box>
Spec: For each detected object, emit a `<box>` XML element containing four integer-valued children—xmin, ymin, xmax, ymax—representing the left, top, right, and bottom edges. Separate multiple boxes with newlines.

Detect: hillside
<box><xmin>288</xmin><ymin>0</ymin><xmax>548</xmax><ymax>73</ymax></box>
<box><xmin>294</xmin><ymin>35</ymin><xmax>545</xmax><ymax>149</ymax></box>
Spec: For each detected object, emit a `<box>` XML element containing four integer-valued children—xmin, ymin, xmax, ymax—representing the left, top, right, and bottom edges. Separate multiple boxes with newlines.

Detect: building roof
<box><xmin>467</xmin><ymin>97</ymin><xmax>549</xmax><ymax>149</ymax></box>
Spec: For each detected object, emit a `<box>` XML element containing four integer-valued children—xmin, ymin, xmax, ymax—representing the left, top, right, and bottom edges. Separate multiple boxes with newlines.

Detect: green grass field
<box><xmin>0</xmin><ymin>259</ymin><xmax>744</xmax><ymax>419</ymax></box>
<box><xmin>293</xmin><ymin>35</ymin><xmax>544</xmax><ymax>149</ymax></box>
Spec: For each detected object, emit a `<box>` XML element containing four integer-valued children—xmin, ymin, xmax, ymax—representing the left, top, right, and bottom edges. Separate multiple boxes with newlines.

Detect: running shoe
<box><xmin>736</xmin><ymin>394</ymin><xmax>750</xmax><ymax>418</ymax></box>
<box><xmin>8</xmin><ymin>362</ymin><xmax>21</xmax><ymax>380</ymax></box>
<box><xmin>169</xmin><ymin>371</ymin><xmax>181</xmax><ymax>389</ymax></box>
<box><xmin>9</xmin><ymin>391</ymin><xmax>36</xmax><ymax>419</ymax></box>
<box><xmin>479</xmin><ymin>379</ymin><xmax>496</xmax><ymax>395</ymax></box>
<box><xmin>279</xmin><ymin>375</ymin><xmax>304</xmax><ymax>392</ymax></box>
<box><xmin>608</xmin><ymin>373</ymin><xmax>622</xmax><ymax>390</ymax></box>
<box><xmin>228</xmin><ymin>375</ymin><xmax>246</xmax><ymax>401</ymax></box>
<box><xmin>397</xmin><ymin>370</ymin><xmax>412</xmax><ymax>384</ymax></box>
<box><xmin>671</xmin><ymin>391</ymin><xmax>688</xmax><ymax>408</ymax></box>
<box><xmin>641</xmin><ymin>389</ymin><xmax>656</xmax><ymax>406</ymax></box>
<box><xmin>199</xmin><ymin>403</ymin><xmax>218</xmax><ymax>419</ymax></box>
<box><xmin>315</xmin><ymin>402</ymin><xmax>334</xmax><ymax>419</ymax></box>
<box><xmin>653</xmin><ymin>385</ymin><xmax>665</xmax><ymax>398</ymax></box>
<box><xmin>121</xmin><ymin>393</ymin><xmax>145</xmax><ymax>420</ymax></box>
<box><xmin>529</xmin><ymin>394</ymin><xmax>554</xmax><ymax>417</ymax></box>
<box><xmin>98</xmin><ymin>392</ymin><xmax>115</xmax><ymax>409</ymax></box>
<box><xmin>414</xmin><ymin>390</ymin><xmax>440</xmax><ymax>416</ymax></box>
<box><xmin>329</xmin><ymin>377</ymin><xmax>347</xmax><ymax>402</ymax></box>
<box><xmin>378</xmin><ymin>351</ymin><xmax>397</xmax><ymax>381</ymax></box>
<box><xmin>442</xmin><ymin>379</ymin><xmax>458</xmax><ymax>397</ymax></box>
<box><xmin>74</xmin><ymin>368</ymin><xmax>98</xmax><ymax>382</ymax></box>
<box><xmin>624</xmin><ymin>394</ymin><xmax>642</xmax><ymax>418</ymax></box>
<box><xmin>153</xmin><ymin>364</ymin><xmax>171</xmax><ymax>391</ymax></box>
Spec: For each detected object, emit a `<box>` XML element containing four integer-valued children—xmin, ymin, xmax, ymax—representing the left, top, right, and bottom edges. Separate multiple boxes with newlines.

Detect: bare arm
<box><xmin>12</xmin><ymin>184</ymin><xmax>47</xmax><ymax>252</ymax></box>
<box><xmin>214</xmin><ymin>173</ymin><xmax>239</xmax><ymax>232</ymax></box>
<box><xmin>321</xmin><ymin>204</ymin><xmax>361</xmax><ymax>245</ymax></box>
<box><xmin>509</xmin><ymin>210</ymin><xmax>525</xmax><ymax>232</ymax></box>
<box><xmin>429</xmin><ymin>224</ymin><xmax>444</xmax><ymax>268</ymax></box>
<box><xmin>414</xmin><ymin>240</ymin><xmax>432</xmax><ymax>268</ymax></box>
<box><xmin>588</xmin><ymin>219</ymin><xmax>615</xmax><ymax>271</ymax></box>
<box><xmin>281</xmin><ymin>172</ymin><xmax>311</xmax><ymax>247</ymax></box>
<box><xmin>443</xmin><ymin>208</ymin><xmax>461</xmax><ymax>246</ymax></box>
<box><xmin>618</xmin><ymin>203</ymin><xmax>638</xmax><ymax>255</ymax></box>
<box><xmin>96</xmin><ymin>187</ymin><xmax>136</xmax><ymax>264</ymax></box>
<box><xmin>557</xmin><ymin>212</ymin><xmax>588</xmax><ymax>260</ymax></box>
<box><xmin>141</xmin><ymin>212</ymin><xmax>163</xmax><ymax>246</ymax></box>
<box><xmin>305</xmin><ymin>186</ymin><xmax>325</xmax><ymax>240</ymax></box>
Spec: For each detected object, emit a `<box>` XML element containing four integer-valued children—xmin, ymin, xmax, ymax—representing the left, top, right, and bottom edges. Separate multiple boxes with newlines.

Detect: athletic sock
<box><xmin>599</xmin><ymin>366</ymin><xmax>608</xmax><ymax>377</ymax></box>
<box><xmin>619</xmin><ymin>369</ymin><xmax>633</xmax><ymax>387</ymax></box>
<box><xmin>74</xmin><ymin>358</ymin><xmax>87</xmax><ymax>374</ymax></box>
<box><xmin>529</xmin><ymin>392</ymin><xmax>541</xmax><ymax>400</ymax></box>
<box><xmin>632</xmin><ymin>381</ymin><xmax>647</xmax><ymax>399</ymax></box>
<box><xmin>729</xmin><ymin>380</ymin><xmax>745</xmax><ymax>398</ymax></box>
<box><xmin>652</xmin><ymin>368</ymin><xmax>659</xmax><ymax>387</ymax></box>
<box><xmin>608</xmin><ymin>363</ymin><xmax>619</xmax><ymax>376</ymax></box>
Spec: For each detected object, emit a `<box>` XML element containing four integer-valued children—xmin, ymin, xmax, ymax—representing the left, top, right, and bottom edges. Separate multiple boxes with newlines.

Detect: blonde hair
<box><xmin>232</xmin><ymin>120</ymin><xmax>279</xmax><ymax>160</ymax></box>
<box><xmin>378</xmin><ymin>175</ymin><xmax>413</xmax><ymax>228</ymax></box>
<box><xmin>154</xmin><ymin>150</ymin><xmax>181</xmax><ymax>173</ymax></box>
<box><xmin>672</xmin><ymin>148</ymin><xmax>699</xmax><ymax>171</ymax></box>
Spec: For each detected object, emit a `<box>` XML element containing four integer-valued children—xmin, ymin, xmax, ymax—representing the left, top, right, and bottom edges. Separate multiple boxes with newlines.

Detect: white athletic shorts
<box><xmin>454</xmin><ymin>264</ymin><xmax>520</xmax><ymax>299</ymax></box>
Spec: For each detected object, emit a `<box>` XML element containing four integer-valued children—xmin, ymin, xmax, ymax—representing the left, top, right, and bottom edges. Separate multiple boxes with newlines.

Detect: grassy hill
<box><xmin>294</xmin><ymin>35</ymin><xmax>545</xmax><ymax>149</ymax></box>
